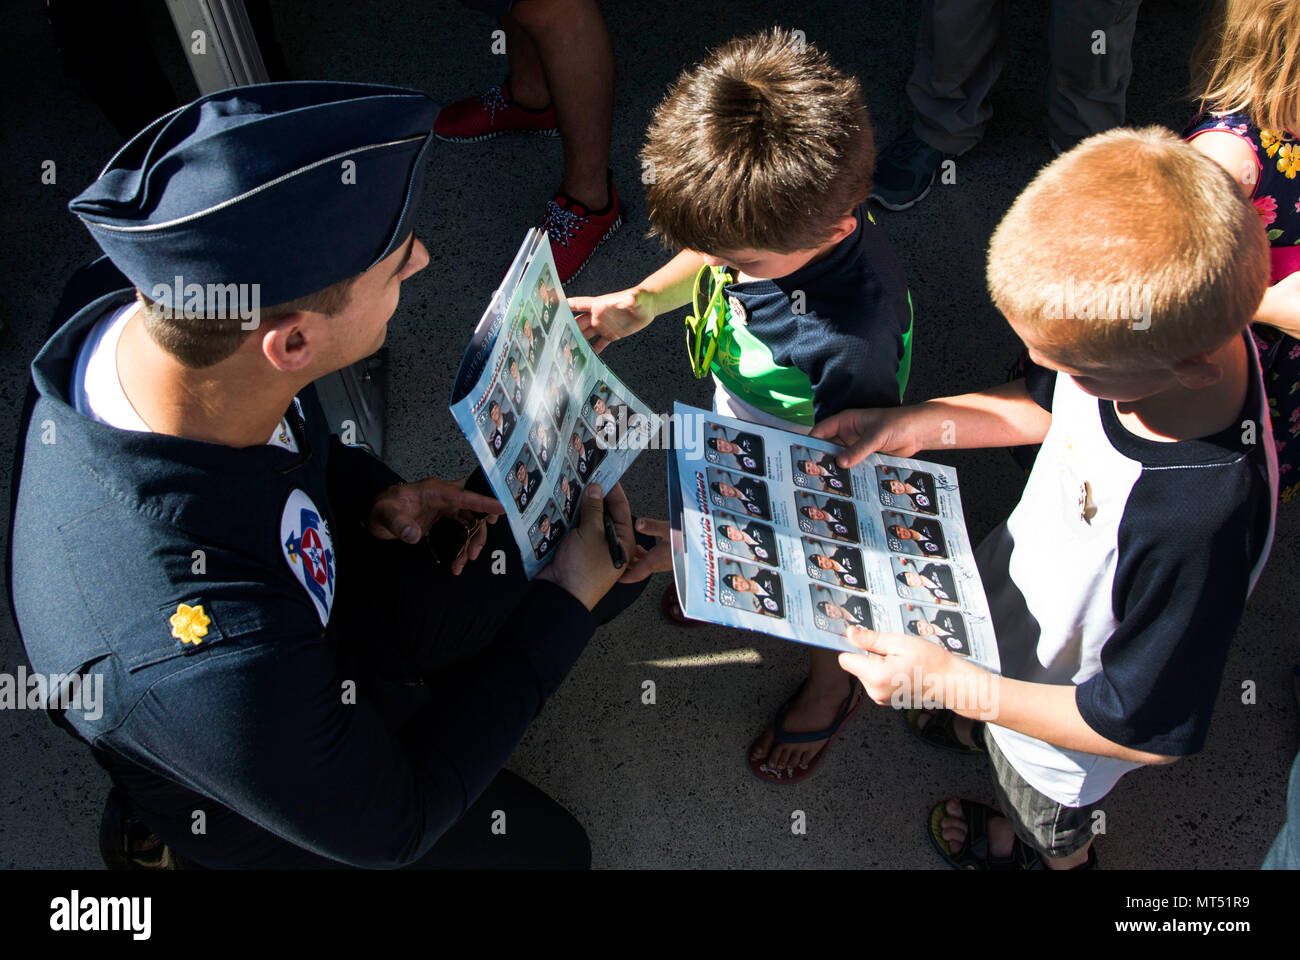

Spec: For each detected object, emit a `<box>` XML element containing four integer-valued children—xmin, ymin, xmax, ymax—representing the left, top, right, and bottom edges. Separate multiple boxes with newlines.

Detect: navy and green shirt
<box><xmin>711</xmin><ymin>202</ymin><xmax>914</xmax><ymax>426</ymax></box>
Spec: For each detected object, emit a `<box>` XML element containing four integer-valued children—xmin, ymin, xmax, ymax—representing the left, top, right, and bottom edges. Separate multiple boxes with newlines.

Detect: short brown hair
<box><xmin>137</xmin><ymin>275</ymin><xmax>356</xmax><ymax>368</ymax></box>
<box><xmin>641</xmin><ymin>27</ymin><xmax>875</xmax><ymax>254</ymax></box>
<box><xmin>987</xmin><ymin>126</ymin><xmax>1268</xmax><ymax>368</ymax></box>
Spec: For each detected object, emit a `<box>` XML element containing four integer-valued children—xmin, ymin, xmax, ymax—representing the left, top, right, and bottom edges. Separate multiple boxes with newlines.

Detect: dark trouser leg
<box><xmin>400</xmin><ymin>769</ymin><xmax>590</xmax><ymax>869</ymax></box>
<box><xmin>907</xmin><ymin>0</ymin><xmax>1008</xmax><ymax>155</ymax></box>
<box><xmin>1045</xmin><ymin>0</ymin><xmax>1142</xmax><ymax>149</ymax></box>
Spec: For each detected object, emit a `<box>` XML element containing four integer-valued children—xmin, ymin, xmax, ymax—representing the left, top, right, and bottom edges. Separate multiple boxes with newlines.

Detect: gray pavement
<box><xmin>2</xmin><ymin>0</ymin><xmax>1295</xmax><ymax>870</ymax></box>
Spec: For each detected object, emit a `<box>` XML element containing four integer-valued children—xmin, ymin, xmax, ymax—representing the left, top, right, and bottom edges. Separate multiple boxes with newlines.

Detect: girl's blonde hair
<box><xmin>1192</xmin><ymin>0</ymin><xmax>1300</xmax><ymax>136</ymax></box>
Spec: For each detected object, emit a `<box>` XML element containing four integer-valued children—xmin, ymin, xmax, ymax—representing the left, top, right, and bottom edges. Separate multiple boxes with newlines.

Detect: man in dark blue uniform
<box><xmin>8</xmin><ymin>82</ymin><xmax>653</xmax><ymax>870</ymax></box>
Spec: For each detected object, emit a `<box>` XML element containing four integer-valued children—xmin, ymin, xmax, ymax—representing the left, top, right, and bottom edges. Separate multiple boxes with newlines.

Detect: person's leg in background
<box><xmin>506</xmin><ymin>0</ymin><xmax>613</xmax><ymax>214</ymax></box>
<box><xmin>509</xmin><ymin>0</ymin><xmax>619</xmax><ymax>283</ymax></box>
<box><xmin>1045</xmin><ymin>0</ymin><xmax>1142</xmax><ymax>153</ymax></box>
<box><xmin>437</xmin><ymin>0</ymin><xmax>619</xmax><ymax>283</ymax></box>
<box><xmin>403</xmin><ymin>768</ymin><xmax>591</xmax><ymax>869</ymax></box>
<box><xmin>872</xmin><ymin>0</ymin><xmax>1008</xmax><ymax>210</ymax></box>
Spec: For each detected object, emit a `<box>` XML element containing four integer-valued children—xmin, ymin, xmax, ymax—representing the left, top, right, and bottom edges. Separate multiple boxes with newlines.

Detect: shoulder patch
<box><xmin>280</xmin><ymin>488</ymin><xmax>336</xmax><ymax>625</ymax></box>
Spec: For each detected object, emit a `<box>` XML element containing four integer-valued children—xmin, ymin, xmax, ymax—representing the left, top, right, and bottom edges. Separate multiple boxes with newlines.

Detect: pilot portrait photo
<box><xmin>477</xmin><ymin>384</ymin><xmax>517</xmax><ymax>460</ymax></box>
<box><xmin>802</xmin><ymin>537</ymin><xmax>867</xmax><ymax>591</ymax></box>
<box><xmin>706</xmin><ymin>467</ymin><xmax>771</xmax><ymax>521</ymax></box>
<box><xmin>536</xmin><ymin>267</ymin><xmax>560</xmax><ymax>333</ymax></box>
<box><xmin>530</xmin><ymin>419</ymin><xmax>555</xmax><ymax>472</ymax></box>
<box><xmin>876</xmin><ymin>464</ymin><xmax>939</xmax><ymax>515</ymax></box>
<box><xmin>704</xmin><ymin>423</ymin><xmax>765</xmax><ymax>476</ymax></box>
<box><xmin>791</xmin><ymin>446</ymin><xmax>853</xmax><ymax>495</ymax></box>
<box><xmin>902</xmin><ymin>604</ymin><xmax>971</xmax><ymax>657</ymax></box>
<box><xmin>586</xmin><ymin>380</ymin><xmax>632</xmax><ymax>447</ymax></box>
<box><xmin>547</xmin><ymin>367</ymin><xmax>571</xmax><ymax>431</ymax></box>
<box><xmin>795</xmin><ymin>491</ymin><xmax>859</xmax><ymax>543</ymax></box>
<box><xmin>518</xmin><ymin>300</ymin><xmax>547</xmax><ymax>370</ymax></box>
<box><xmin>882</xmin><ymin>510</ymin><xmax>949</xmax><ymax>559</ymax></box>
<box><xmin>529</xmin><ymin>500</ymin><xmax>566</xmax><ymax>559</ymax></box>
<box><xmin>809</xmin><ymin>584</ymin><xmax>875</xmax><ymax>637</ymax></box>
<box><xmin>506</xmin><ymin>447</ymin><xmax>543</xmax><ymax>512</ymax></box>
<box><xmin>568</xmin><ymin>420</ymin><xmax>606</xmax><ymax>481</ymax></box>
<box><xmin>554</xmin><ymin>468</ymin><xmax>583</xmax><ymax>524</ymax></box>
<box><xmin>558</xmin><ymin>328</ymin><xmax>588</xmax><ymax>387</ymax></box>
<box><xmin>714</xmin><ymin>512</ymin><xmax>777</xmax><ymax>566</ymax></box>
<box><xmin>892</xmin><ymin>556</ymin><xmax>960</xmax><ymax>606</ymax></box>
<box><xmin>718</xmin><ymin>558</ymin><xmax>785</xmax><ymax>620</ymax></box>
<box><xmin>504</xmin><ymin>342</ymin><xmax>532</xmax><ymax>412</ymax></box>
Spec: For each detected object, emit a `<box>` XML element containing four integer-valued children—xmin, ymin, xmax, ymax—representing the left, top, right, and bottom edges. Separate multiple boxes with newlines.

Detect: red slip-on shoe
<box><xmin>543</xmin><ymin>174</ymin><xmax>622</xmax><ymax>284</ymax></box>
<box><xmin>434</xmin><ymin>79</ymin><xmax>560</xmax><ymax>143</ymax></box>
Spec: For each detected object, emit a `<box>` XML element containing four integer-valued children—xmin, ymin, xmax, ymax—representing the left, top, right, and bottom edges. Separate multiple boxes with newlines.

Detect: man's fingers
<box><xmin>843</xmin><ymin>626</ymin><xmax>886</xmax><ymax>654</ymax></box>
<box><xmin>620</xmin><ymin>542</ymin><xmax>671</xmax><ymax>583</ymax></box>
<box><xmin>590</xmin><ymin>336</ymin><xmax>610</xmax><ymax>355</ymax></box>
<box><xmin>579</xmin><ymin>483</ymin><xmax>607</xmax><ymax>532</ymax></box>
<box><xmin>438</xmin><ymin>486</ymin><xmax>505</xmax><ymax>518</ymax></box>
<box><xmin>838</xmin><ymin>438</ymin><xmax>876</xmax><ymax>469</ymax></box>
<box><xmin>635</xmin><ymin>517</ymin><xmax>670</xmax><ymax>540</ymax></box>
<box><xmin>809</xmin><ymin>411</ymin><xmax>850</xmax><ymax>442</ymax></box>
<box><xmin>366</xmin><ymin>497</ymin><xmax>422</xmax><ymax>543</ymax></box>
<box><xmin>603</xmin><ymin>482</ymin><xmax>632</xmax><ymax>530</ymax></box>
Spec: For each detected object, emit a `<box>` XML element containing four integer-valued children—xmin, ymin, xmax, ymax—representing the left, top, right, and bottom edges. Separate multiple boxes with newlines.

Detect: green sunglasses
<box><xmin>684</xmin><ymin>264</ymin><xmax>730</xmax><ymax>379</ymax></box>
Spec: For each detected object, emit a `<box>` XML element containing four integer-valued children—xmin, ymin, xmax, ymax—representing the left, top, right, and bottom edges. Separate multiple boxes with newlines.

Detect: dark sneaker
<box><xmin>434</xmin><ymin>79</ymin><xmax>559</xmax><ymax>143</ymax></box>
<box><xmin>869</xmin><ymin>131</ymin><xmax>953</xmax><ymax>211</ymax></box>
<box><xmin>542</xmin><ymin>173</ymin><xmax>622</xmax><ymax>284</ymax></box>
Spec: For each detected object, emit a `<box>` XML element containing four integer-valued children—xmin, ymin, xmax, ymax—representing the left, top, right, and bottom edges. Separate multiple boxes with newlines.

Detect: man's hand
<box><xmin>366</xmin><ymin>476</ymin><xmax>504</xmax><ymax>574</ymax></box>
<box><xmin>810</xmin><ymin>407</ymin><xmax>923</xmax><ymax>468</ymax></box>
<box><xmin>537</xmin><ymin>483</ymin><xmax>635</xmax><ymax>610</ymax></box>
<box><xmin>836</xmin><ymin>626</ymin><xmax>960</xmax><ymax>708</ymax></box>
<box><xmin>620</xmin><ymin>517</ymin><xmax>672</xmax><ymax>583</ymax></box>
<box><xmin>569</xmin><ymin>288</ymin><xmax>655</xmax><ymax>354</ymax></box>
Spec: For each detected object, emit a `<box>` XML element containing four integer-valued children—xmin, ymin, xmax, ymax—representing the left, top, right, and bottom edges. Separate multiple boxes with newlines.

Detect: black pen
<box><xmin>603</xmin><ymin>508</ymin><xmax>626</xmax><ymax>569</ymax></box>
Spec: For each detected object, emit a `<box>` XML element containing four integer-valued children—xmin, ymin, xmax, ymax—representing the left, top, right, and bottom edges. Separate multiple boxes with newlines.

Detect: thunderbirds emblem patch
<box><xmin>281</xmin><ymin>489</ymin><xmax>336</xmax><ymax>625</ymax></box>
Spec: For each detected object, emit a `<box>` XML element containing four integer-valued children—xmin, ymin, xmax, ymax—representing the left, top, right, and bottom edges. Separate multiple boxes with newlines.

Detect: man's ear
<box><xmin>260</xmin><ymin>312</ymin><xmax>318</xmax><ymax>373</ymax></box>
<box><xmin>824</xmin><ymin>213</ymin><xmax>858</xmax><ymax>246</ymax></box>
<box><xmin>1171</xmin><ymin>352</ymin><xmax>1224</xmax><ymax>389</ymax></box>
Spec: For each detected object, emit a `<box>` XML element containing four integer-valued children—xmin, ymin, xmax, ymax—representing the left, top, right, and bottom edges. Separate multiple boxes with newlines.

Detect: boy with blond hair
<box><xmin>571</xmin><ymin>28</ymin><xmax>913</xmax><ymax>785</ymax></box>
<box><xmin>821</xmin><ymin>126</ymin><xmax>1275</xmax><ymax>868</ymax></box>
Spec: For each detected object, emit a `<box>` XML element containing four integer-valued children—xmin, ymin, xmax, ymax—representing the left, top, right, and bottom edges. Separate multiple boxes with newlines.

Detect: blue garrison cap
<box><xmin>70</xmin><ymin>81</ymin><xmax>439</xmax><ymax>307</ymax></box>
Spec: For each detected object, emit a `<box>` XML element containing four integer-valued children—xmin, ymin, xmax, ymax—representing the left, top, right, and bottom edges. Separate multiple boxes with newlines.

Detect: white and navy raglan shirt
<box><xmin>977</xmin><ymin>335</ymin><xmax>1277</xmax><ymax>807</ymax></box>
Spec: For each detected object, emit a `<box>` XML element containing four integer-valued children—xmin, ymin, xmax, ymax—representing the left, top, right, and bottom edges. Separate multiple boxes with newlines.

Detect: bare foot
<box><xmin>750</xmin><ymin>677</ymin><xmax>861</xmax><ymax>778</ymax></box>
<box><xmin>938</xmin><ymin>798</ymin><xmax>1093</xmax><ymax>869</ymax></box>
<box><xmin>938</xmin><ymin>798</ymin><xmax>1016</xmax><ymax>863</ymax></box>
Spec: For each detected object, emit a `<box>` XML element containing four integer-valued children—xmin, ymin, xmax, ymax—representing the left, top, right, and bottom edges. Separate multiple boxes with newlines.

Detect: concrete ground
<box><xmin>1</xmin><ymin>0</ymin><xmax>1295</xmax><ymax>870</ymax></box>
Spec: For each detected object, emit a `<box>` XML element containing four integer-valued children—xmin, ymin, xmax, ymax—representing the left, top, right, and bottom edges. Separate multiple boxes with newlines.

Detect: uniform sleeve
<box><xmin>326</xmin><ymin>435</ymin><xmax>404</xmax><ymax>523</ymax></box>
<box><xmin>1075</xmin><ymin>464</ymin><xmax>1270</xmax><ymax>756</ymax></box>
<box><xmin>118</xmin><ymin>579</ymin><xmax>594</xmax><ymax>868</ymax></box>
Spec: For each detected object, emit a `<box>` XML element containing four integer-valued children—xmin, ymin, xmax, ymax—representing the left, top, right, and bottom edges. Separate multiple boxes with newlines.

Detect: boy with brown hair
<box><xmin>571</xmin><ymin>27</ymin><xmax>914</xmax><ymax>785</ymax></box>
<box><xmin>822</xmin><ymin>126</ymin><xmax>1275</xmax><ymax>868</ymax></box>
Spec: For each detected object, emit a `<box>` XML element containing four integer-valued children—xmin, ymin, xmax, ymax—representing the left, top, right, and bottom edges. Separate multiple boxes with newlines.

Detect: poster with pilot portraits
<box><xmin>666</xmin><ymin>402</ymin><xmax>998</xmax><ymax>669</ymax></box>
<box><xmin>450</xmin><ymin>230</ymin><xmax>658</xmax><ymax>579</ymax></box>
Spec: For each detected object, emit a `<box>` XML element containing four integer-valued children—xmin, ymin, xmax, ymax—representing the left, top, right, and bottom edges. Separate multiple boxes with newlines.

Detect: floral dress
<box><xmin>1185</xmin><ymin>111</ymin><xmax>1300</xmax><ymax>502</ymax></box>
